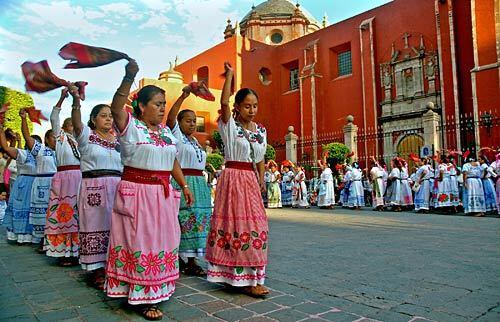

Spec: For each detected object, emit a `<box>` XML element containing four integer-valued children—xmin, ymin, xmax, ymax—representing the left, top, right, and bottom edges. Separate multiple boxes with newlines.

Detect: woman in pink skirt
<box><xmin>45</xmin><ymin>88</ymin><xmax>81</xmax><ymax>266</ymax></box>
<box><xmin>69</xmin><ymin>85</ymin><xmax>122</xmax><ymax>290</ymax></box>
<box><xmin>205</xmin><ymin>63</ymin><xmax>269</xmax><ymax>297</ymax></box>
<box><xmin>105</xmin><ymin>60</ymin><xmax>193</xmax><ymax>320</ymax></box>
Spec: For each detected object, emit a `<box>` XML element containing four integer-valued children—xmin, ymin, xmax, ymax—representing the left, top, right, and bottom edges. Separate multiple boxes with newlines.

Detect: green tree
<box><xmin>212</xmin><ymin>130</ymin><xmax>224</xmax><ymax>156</ymax></box>
<box><xmin>265</xmin><ymin>144</ymin><xmax>275</xmax><ymax>162</ymax></box>
<box><xmin>0</xmin><ymin>86</ymin><xmax>34</xmax><ymax>145</ymax></box>
<box><xmin>322</xmin><ymin>142</ymin><xmax>351</xmax><ymax>165</ymax></box>
<box><xmin>206</xmin><ymin>153</ymin><xmax>224</xmax><ymax>171</ymax></box>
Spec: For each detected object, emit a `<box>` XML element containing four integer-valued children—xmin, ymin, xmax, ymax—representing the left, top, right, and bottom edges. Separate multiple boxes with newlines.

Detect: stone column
<box><xmin>422</xmin><ymin>102</ymin><xmax>441</xmax><ymax>152</ymax></box>
<box><xmin>343</xmin><ymin>115</ymin><xmax>358</xmax><ymax>161</ymax></box>
<box><xmin>285</xmin><ymin>126</ymin><xmax>298</xmax><ymax>163</ymax></box>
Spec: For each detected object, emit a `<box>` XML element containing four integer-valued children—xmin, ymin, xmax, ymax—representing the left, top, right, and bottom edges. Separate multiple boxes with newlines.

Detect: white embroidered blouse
<box><xmin>218</xmin><ymin>116</ymin><xmax>267</xmax><ymax>163</ymax></box>
<box><xmin>31</xmin><ymin>141</ymin><xmax>57</xmax><ymax>175</ymax></box>
<box><xmin>118</xmin><ymin>114</ymin><xmax>178</xmax><ymax>171</ymax></box>
<box><xmin>76</xmin><ymin>125</ymin><xmax>122</xmax><ymax>172</ymax></box>
<box><xmin>171</xmin><ymin>122</ymin><xmax>206</xmax><ymax>170</ymax></box>
<box><xmin>50</xmin><ymin>107</ymin><xmax>80</xmax><ymax>167</ymax></box>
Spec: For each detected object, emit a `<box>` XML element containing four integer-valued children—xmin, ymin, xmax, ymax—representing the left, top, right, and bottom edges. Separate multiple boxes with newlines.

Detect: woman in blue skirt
<box><xmin>166</xmin><ymin>86</ymin><xmax>213</xmax><ymax>276</ymax></box>
<box><xmin>0</xmin><ymin>126</ymin><xmax>37</xmax><ymax>244</ymax></box>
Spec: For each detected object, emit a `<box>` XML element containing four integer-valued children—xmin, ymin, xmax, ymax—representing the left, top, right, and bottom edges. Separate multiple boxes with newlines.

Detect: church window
<box><xmin>290</xmin><ymin>68</ymin><xmax>299</xmax><ymax>90</ymax></box>
<box><xmin>258</xmin><ymin>67</ymin><xmax>272</xmax><ymax>85</ymax></box>
<box><xmin>271</xmin><ymin>32</ymin><xmax>283</xmax><ymax>44</ymax></box>
<box><xmin>196</xmin><ymin>116</ymin><xmax>206</xmax><ymax>133</ymax></box>
<box><xmin>338</xmin><ymin>50</ymin><xmax>352</xmax><ymax>76</ymax></box>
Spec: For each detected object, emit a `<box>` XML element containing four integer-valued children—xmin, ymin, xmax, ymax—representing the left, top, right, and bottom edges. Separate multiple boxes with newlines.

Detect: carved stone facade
<box><xmin>379</xmin><ymin>32</ymin><xmax>442</xmax><ymax>158</ymax></box>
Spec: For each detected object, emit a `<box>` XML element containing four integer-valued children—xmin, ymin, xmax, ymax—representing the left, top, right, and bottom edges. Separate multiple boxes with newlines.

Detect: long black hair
<box><xmin>88</xmin><ymin>104</ymin><xmax>110</xmax><ymax>130</ymax></box>
<box><xmin>233</xmin><ymin>88</ymin><xmax>258</xmax><ymax>119</ymax></box>
<box><xmin>134</xmin><ymin>85</ymin><xmax>165</xmax><ymax>118</ymax></box>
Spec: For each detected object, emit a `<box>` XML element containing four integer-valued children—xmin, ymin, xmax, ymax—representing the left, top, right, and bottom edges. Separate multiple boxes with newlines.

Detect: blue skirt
<box><xmin>482</xmin><ymin>178</ymin><xmax>498</xmax><ymax>212</ymax></box>
<box><xmin>173</xmin><ymin>175</ymin><xmax>213</xmax><ymax>258</ymax></box>
<box><xmin>3</xmin><ymin>175</ymin><xmax>35</xmax><ymax>238</ymax></box>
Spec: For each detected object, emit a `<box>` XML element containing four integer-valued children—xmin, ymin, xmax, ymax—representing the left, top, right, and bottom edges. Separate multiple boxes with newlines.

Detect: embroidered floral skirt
<box><xmin>482</xmin><ymin>178</ymin><xmax>498</xmax><ymax>212</ymax></box>
<box><xmin>106</xmin><ymin>181</ymin><xmax>181</xmax><ymax>305</ymax></box>
<box><xmin>44</xmin><ymin>170</ymin><xmax>81</xmax><ymax>258</ymax></box>
<box><xmin>267</xmin><ymin>182</ymin><xmax>282</xmax><ymax>208</ymax></box>
<box><xmin>463</xmin><ymin>178</ymin><xmax>486</xmax><ymax>213</ymax></box>
<box><xmin>4</xmin><ymin>175</ymin><xmax>34</xmax><ymax>243</ymax></box>
<box><xmin>292</xmin><ymin>182</ymin><xmax>309</xmax><ymax>208</ymax></box>
<box><xmin>206</xmin><ymin>168</ymin><xmax>268</xmax><ymax>287</ymax></box>
<box><xmin>29</xmin><ymin>176</ymin><xmax>54</xmax><ymax>243</ymax></box>
<box><xmin>79</xmin><ymin>176</ymin><xmax>119</xmax><ymax>271</ymax></box>
<box><xmin>172</xmin><ymin>175</ymin><xmax>212</xmax><ymax>259</ymax></box>
<box><xmin>435</xmin><ymin>177</ymin><xmax>453</xmax><ymax>208</ymax></box>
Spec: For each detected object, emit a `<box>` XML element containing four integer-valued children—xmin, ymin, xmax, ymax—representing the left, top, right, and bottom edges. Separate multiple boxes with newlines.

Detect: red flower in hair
<box><xmin>130</xmin><ymin>92</ymin><xmax>138</xmax><ymax>101</ymax></box>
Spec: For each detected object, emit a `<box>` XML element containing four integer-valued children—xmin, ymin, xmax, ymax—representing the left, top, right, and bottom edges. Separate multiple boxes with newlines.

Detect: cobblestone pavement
<box><xmin>1</xmin><ymin>208</ymin><xmax>499</xmax><ymax>322</ymax></box>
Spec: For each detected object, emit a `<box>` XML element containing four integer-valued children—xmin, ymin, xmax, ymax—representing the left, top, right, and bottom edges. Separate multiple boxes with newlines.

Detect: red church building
<box><xmin>148</xmin><ymin>0</ymin><xmax>499</xmax><ymax>165</ymax></box>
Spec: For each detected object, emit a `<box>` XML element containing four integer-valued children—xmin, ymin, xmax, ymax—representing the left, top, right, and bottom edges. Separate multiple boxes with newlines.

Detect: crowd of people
<box><xmin>0</xmin><ymin>61</ymin><xmax>269</xmax><ymax>320</ymax></box>
<box><xmin>259</xmin><ymin>153</ymin><xmax>500</xmax><ymax>217</ymax></box>
<box><xmin>0</xmin><ymin>55</ymin><xmax>498</xmax><ymax>321</ymax></box>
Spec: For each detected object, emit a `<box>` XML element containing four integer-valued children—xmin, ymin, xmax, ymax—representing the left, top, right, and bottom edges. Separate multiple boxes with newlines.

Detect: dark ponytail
<box><xmin>177</xmin><ymin>109</ymin><xmax>195</xmax><ymax>123</ymax></box>
<box><xmin>134</xmin><ymin>85</ymin><xmax>165</xmax><ymax>118</ymax></box>
<box><xmin>88</xmin><ymin>104</ymin><xmax>110</xmax><ymax>130</ymax></box>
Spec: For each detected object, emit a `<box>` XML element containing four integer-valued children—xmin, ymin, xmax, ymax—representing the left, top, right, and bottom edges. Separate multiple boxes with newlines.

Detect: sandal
<box><xmin>141</xmin><ymin>305</ymin><xmax>163</xmax><ymax>321</ymax></box>
<box><xmin>183</xmin><ymin>264</ymin><xmax>207</xmax><ymax>277</ymax></box>
<box><xmin>240</xmin><ymin>285</ymin><xmax>269</xmax><ymax>298</ymax></box>
<box><xmin>58</xmin><ymin>258</ymin><xmax>77</xmax><ymax>267</ymax></box>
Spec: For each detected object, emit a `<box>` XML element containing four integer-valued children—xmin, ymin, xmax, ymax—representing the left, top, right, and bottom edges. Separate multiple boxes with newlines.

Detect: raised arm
<box><xmin>19</xmin><ymin>109</ymin><xmax>35</xmax><ymax>151</ymax></box>
<box><xmin>111</xmin><ymin>59</ymin><xmax>139</xmax><ymax>132</ymax></box>
<box><xmin>50</xmin><ymin>88</ymin><xmax>69</xmax><ymax>135</ymax></box>
<box><xmin>166</xmin><ymin>86</ymin><xmax>191</xmax><ymax>129</ymax></box>
<box><xmin>0</xmin><ymin>127</ymin><xmax>18</xmax><ymax>159</ymax></box>
<box><xmin>69</xmin><ymin>84</ymin><xmax>84</xmax><ymax>137</ymax></box>
<box><xmin>220</xmin><ymin>62</ymin><xmax>234</xmax><ymax>124</ymax></box>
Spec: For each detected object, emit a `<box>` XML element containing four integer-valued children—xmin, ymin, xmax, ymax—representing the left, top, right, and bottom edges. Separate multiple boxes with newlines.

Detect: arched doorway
<box><xmin>397</xmin><ymin>134</ymin><xmax>424</xmax><ymax>170</ymax></box>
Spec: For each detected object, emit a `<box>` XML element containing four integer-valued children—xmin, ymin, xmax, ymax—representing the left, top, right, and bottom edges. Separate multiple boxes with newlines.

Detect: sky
<box><xmin>0</xmin><ymin>0</ymin><xmax>391</xmax><ymax>136</ymax></box>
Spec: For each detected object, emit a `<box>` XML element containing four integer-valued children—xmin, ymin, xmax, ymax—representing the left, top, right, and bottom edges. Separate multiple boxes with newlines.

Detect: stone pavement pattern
<box><xmin>1</xmin><ymin>208</ymin><xmax>499</xmax><ymax>322</ymax></box>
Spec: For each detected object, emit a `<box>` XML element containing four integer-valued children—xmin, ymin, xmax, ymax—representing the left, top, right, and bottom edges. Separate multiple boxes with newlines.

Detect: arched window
<box><xmin>258</xmin><ymin>67</ymin><xmax>272</xmax><ymax>85</ymax></box>
<box><xmin>197</xmin><ymin>66</ymin><xmax>209</xmax><ymax>85</ymax></box>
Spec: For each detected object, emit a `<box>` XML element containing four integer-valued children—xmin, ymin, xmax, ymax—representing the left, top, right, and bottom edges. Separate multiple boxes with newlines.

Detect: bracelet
<box><xmin>115</xmin><ymin>91</ymin><xmax>128</xmax><ymax>97</ymax></box>
<box><xmin>123</xmin><ymin>75</ymin><xmax>135</xmax><ymax>83</ymax></box>
<box><xmin>182</xmin><ymin>184</ymin><xmax>189</xmax><ymax>190</ymax></box>
<box><xmin>72</xmin><ymin>105</ymin><xmax>81</xmax><ymax>110</ymax></box>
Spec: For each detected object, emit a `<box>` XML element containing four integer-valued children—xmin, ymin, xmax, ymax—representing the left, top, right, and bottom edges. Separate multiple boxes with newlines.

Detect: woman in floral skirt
<box><xmin>105</xmin><ymin>60</ymin><xmax>193</xmax><ymax>320</ymax></box>
<box><xmin>205</xmin><ymin>62</ymin><xmax>269</xmax><ymax>297</ymax></box>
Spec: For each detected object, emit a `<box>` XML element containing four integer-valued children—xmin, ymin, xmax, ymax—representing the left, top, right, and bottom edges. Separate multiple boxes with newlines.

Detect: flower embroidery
<box><xmin>140</xmin><ymin>252</ymin><xmax>163</xmax><ymax>276</ymax></box>
<box><xmin>163</xmin><ymin>251</ymin><xmax>177</xmax><ymax>271</ymax></box>
<box><xmin>260</xmin><ymin>231</ymin><xmax>268</xmax><ymax>242</ymax></box>
<box><xmin>120</xmin><ymin>249</ymin><xmax>139</xmax><ymax>273</ymax></box>
<box><xmin>107</xmin><ymin>277</ymin><xmax>120</xmax><ymax>289</ymax></box>
<box><xmin>252</xmin><ymin>239</ymin><xmax>263</xmax><ymax>250</ymax></box>
<box><xmin>232</xmin><ymin>239</ymin><xmax>242</xmax><ymax>250</ymax></box>
<box><xmin>143</xmin><ymin>284</ymin><xmax>162</xmax><ymax>294</ymax></box>
<box><xmin>239</xmin><ymin>232</ymin><xmax>251</xmax><ymax>243</ymax></box>
<box><xmin>208</xmin><ymin>230</ymin><xmax>268</xmax><ymax>252</ymax></box>
<box><xmin>56</xmin><ymin>203</ymin><xmax>74</xmax><ymax>223</ymax></box>
<box><xmin>47</xmin><ymin>234</ymin><xmax>65</xmax><ymax>247</ymax></box>
<box><xmin>217</xmin><ymin>238</ymin><xmax>227</xmax><ymax>248</ymax></box>
<box><xmin>87</xmin><ymin>193</ymin><xmax>102</xmax><ymax>207</ymax></box>
<box><xmin>108</xmin><ymin>246</ymin><xmax>121</xmax><ymax>266</ymax></box>
<box><xmin>89</xmin><ymin>132</ymin><xmax>120</xmax><ymax>150</ymax></box>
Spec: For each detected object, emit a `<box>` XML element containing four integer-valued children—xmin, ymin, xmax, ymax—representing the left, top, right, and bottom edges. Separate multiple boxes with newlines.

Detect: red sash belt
<box><xmin>57</xmin><ymin>165</ymin><xmax>80</xmax><ymax>172</ymax></box>
<box><xmin>122</xmin><ymin>166</ymin><xmax>171</xmax><ymax>198</ymax></box>
<box><xmin>182</xmin><ymin>169</ymin><xmax>204</xmax><ymax>176</ymax></box>
<box><xmin>225</xmin><ymin>161</ymin><xmax>254</xmax><ymax>171</ymax></box>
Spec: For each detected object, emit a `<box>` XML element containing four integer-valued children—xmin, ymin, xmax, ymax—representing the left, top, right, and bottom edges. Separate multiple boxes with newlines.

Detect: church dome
<box><xmin>241</xmin><ymin>0</ymin><xmax>319</xmax><ymax>27</ymax></box>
